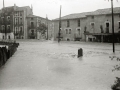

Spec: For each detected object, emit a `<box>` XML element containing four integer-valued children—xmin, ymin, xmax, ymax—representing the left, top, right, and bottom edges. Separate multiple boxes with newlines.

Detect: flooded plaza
<box><xmin>0</xmin><ymin>40</ymin><xmax>120</xmax><ymax>90</ymax></box>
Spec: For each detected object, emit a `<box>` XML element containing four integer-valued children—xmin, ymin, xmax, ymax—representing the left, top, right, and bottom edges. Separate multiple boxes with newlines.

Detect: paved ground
<box><xmin>0</xmin><ymin>40</ymin><xmax>120</xmax><ymax>90</ymax></box>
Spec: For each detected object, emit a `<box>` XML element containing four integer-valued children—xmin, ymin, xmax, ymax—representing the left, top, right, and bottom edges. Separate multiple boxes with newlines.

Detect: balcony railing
<box><xmin>0</xmin><ymin>30</ymin><xmax>11</xmax><ymax>33</ymax></box>
<box><xmin>28</xmin><ymin>25</ymin><xmax>35</xmax><ymax>29</ymax></box>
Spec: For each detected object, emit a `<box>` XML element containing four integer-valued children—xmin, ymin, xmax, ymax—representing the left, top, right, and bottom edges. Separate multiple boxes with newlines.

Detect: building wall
<box><xmin>54</xmin><ymin>13</ymin><xmax>120</xmax><ymax>41</ymax></box>
<box><xmin>27</xmin><ymin>16</ymin><xmax>53</xmax><ymax>39</ymax></box>
<box><xmin>0</xmin><ymin>7</ymin><xmax>14</xmax><ymax>40</ymax></box>
<box><xmin>54</xmin><ymin>18</ymin><xmax>87</xmax><ymax>41</ymax></box>
<box><xmin>86</xmin><ymin>14</ymin><xmax>120</xmax><ymax>34</ymax></box>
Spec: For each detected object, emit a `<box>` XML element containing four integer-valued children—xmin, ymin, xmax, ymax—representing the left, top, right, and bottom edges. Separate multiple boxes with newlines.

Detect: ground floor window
<box><xmin>3</xmin><ymin>36</ymin><xmax>4</xmax><ymax>39</ymax></box>
<box><xmin>8</xmin><ymin>36</ymin><xmax>10</xmax><ymax>39</ymax></box>
<box><xmin>65</xmin><ymin>28</ymin><xmax>72</xmax><ymax>34</ymax></box>
<box><xmin>118</xmin><ymin>22</ymin><xmax>120</xmax><ymax>29</ymax></box>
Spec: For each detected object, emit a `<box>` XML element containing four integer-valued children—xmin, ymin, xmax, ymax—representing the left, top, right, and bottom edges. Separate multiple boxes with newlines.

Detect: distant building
<box><xmin>0</xmin><ymin>4</ymin><xmax>33</xmax><ymax>40</ymax></box>
<box><xmin>27</xmin><ymin>14</ymin><xmax>53</xmax><ymax>39</ymax></box>
<box><xmin>0</xmin><ymin>4</ymin><xmax>53</xmax><ymax>40</ymax></box>
<box><xmin>53</xmin><ymin>7</ymin><xmax>120</xmax><ymax>43</ymax></box>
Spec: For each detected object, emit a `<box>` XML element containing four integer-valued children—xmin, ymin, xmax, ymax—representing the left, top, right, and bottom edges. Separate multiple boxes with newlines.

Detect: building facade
<box><xmin>0</xmin><ymin>4</ymin><xmax>53</xmax><ymax>40</ymax></box>
<box><xmin>0</xmin><ymin>4</ymin><xmax>33</xmax><ymax>40</ymax></box>
<box><xmin>27</xmin><ymin>14</ymin><xmax>53</xmax><ymax>39</ymax></box>
<box><xmin>53</xmin><ymin>7</ymin><xmax>120</xmax><ymax>43</ymax></box>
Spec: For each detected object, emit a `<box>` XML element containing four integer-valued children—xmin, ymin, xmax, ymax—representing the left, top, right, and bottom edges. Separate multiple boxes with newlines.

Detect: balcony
<box><xmin>28</xmin><ymin>25</ymin><xmax>35</xmax><ymax>29</ymax></box>
<box><xmin>0</xmin><ymin>29</ymin><xmax>11</xmax><ymax>33</ymax></box>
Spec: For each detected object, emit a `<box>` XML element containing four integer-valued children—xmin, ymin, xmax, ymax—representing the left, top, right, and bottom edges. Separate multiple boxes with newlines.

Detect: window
<box><xmin>118</xmin><ymin>22</ymin><xmax>120</xmax><ymax>28</ymax></box>
<box><xmin>20</xmin><ymin>18</ymin><xmax>22</xmax><ymax>24</ymax></box>
<box><xmin>7</xmin><ymin>16</ymin><xmax>10</xmax><ymax>22</ymax></box>
<box><xmin>90</xmin><ymin>22</ymin><xmax>95</xmax><ymax>28</ymax></box>
<box><xmin>78</xmin><ymin>19</ymin><xmax>80</xmax><ymax>27</ymax></box>
<box><xmin>91</xmin><ymin>16</ymin><xmax>94</xmax><ymax>19</ymax></box>
<box><xmin>69</xmin><ymin>29</ymin><xmax>71</xmax><ymax>34</ymax></box>
<box><xmin>31</xmin><ymin>17</ymin><xmax>33</xmax><ymax>20</ymax></box>
<box><xmin>15</xmin><ymin>18</ymin><xmax>18</xmax><ymax>25</ymax></box>
<box><xmin>20</xmin><ymin>12</ymin><xmax>22</xmax><ymax>16</ymax></box>
<box><xmin>7</xmin><ymin>25</ymin><xmax>10</xmax><ymax>31</ymax></box>
<box><xmin>20</xmin><ymin>27</ymin><xmax>23</xmax><ymax>34</ymax></box>
<box><xmin>31</xmin><ymin>22</ymin><xmax>34</xmax><ymax>27</ymax></box>
<box><xmin>67</xmin><ymin>20</ymin><xmax>70</xmax><ymax>27</ymax></box>
<box><xmin>66</xmin><ymin>29</ymin><xmax>68</xmax><ymax>34</ymax></box>
<box><xmin>3</xmin><ymin>36</ymin><xmax>4</xmax><ymax>39</ymax></box>
<box><xmin>77</xmin><ymin>29</ymin><xmax>80</xmax><ymax>35</ymax></box>
<box><xmin>15</xmin><ymin>27</ymin><xmax>18</xmax><ymax>34</ymax></box>
<box><xmin>31</xmin><ymin>30</ymin><xmax>34</xmax><ymax>35</ymax></box>
<box><xmin>8</xmin><ymin>36</ymin><xmax>10</xmax><ymax>39</ymax></box>
<box><xmin>2</xmin><ymin>25</ymin><xmax>5</xmax><ymax>30</ymax></box>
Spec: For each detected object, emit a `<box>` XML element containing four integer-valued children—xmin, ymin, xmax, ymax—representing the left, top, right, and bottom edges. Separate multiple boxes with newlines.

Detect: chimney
<box><xmin>14</xmin><ymin>4</ymin><xmax>16</xmax><ymax>10</ymax></box>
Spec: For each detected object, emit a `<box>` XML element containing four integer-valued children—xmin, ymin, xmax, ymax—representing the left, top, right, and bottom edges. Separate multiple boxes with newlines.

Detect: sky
<box><xmin>0</xmin><ymin>0</ymin><xmax>120</xmax><ymax>20</ymax></box>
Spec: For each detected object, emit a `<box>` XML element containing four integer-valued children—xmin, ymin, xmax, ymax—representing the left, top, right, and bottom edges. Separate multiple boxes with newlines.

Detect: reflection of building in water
<box><xmin>53</xmin><ymin>7</ymin><xmax>120</xmax><ymax>43</ymax></box>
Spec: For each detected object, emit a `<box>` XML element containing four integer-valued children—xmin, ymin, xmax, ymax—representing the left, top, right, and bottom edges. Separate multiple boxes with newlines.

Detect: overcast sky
<box><xmin>0</xmin><ymin>0</ymin><xmax>120</xmax><ymax>20</ymax></box>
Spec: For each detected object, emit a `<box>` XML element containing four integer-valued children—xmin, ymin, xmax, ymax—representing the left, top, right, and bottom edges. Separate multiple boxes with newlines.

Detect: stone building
<box><xmin>0</xmin><ymin>4</ymin><xmax>33</xmax><ymax>40</ymax></box>
<box><xmin>53</xmin><ymin>7</ymin><xmax>120</xmax><ymax>43</ymax></box>
<box><xmin>27</xmin><ymin>14</ymin><xmax>53</xmax><ymax>39</ymax></box>
<box><xmin>0</xmin><ymin>4</ymin><xmax>53</xmax><ymax>40</ymax></box>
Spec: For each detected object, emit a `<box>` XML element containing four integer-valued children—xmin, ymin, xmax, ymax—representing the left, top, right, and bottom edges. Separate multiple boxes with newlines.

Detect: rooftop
<box><xmin>54</xmin><ymin>7</ymin><xmax>120</xmax><ymax>21</ymax></box>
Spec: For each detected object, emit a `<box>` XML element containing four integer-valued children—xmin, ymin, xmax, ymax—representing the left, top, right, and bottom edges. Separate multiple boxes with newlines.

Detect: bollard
<box><xmin>78</xmin><ymin>48</ymin><xmax>83</xmax><ymax>58</ymax></box>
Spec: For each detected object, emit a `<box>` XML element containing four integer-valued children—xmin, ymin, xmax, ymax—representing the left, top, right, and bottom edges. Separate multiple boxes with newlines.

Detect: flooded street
<box><xmin>0</xmin><ymin>40</ymin><xmax>120</xmax><ymax>90</ymax></box>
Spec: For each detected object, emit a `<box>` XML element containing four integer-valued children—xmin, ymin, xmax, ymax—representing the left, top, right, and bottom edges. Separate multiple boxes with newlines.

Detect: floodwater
<box><xmin>0</xmin><ymin>40</ymin><xmax>120</xmax><ymax>90</ymax></box>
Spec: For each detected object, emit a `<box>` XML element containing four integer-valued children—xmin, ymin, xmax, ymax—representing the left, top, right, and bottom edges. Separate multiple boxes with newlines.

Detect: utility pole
<box><xmin>105</xmin><ymin>0</ymin><xmax>118</xmax><ymax>53</ymax></box>
<box><xmin>3</xmin><ymin>0</ymin><xmax>7</xmax><ymax>40</ymax></box>
<box><xmin>111</xmin><ymin>0</ymin><xmax>115</xmax><ymax>53</ymax></box>
<box><xmin>58</xmin><ymin>5</ymin><xmax>61</xmax><ymax>43</ymax></box>
<box><xmin>46</xmin><ymin>15</ymin><xmax>48</xmax><ymax>40</ymax></box>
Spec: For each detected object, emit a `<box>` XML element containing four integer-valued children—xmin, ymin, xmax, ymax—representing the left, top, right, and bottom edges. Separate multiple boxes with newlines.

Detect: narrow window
<box><xmin>67</xmin><ymin>20</ymin><xmax>70</xmax><ymax>27</ymax></box>
<box><xmin>7</xmin><ymin>25</ymin><xmax>10</xmax><ymax>31</ymax></box>
<box><xmin>20</xmin><ymin>18</ymin><xmax>22</xmax><ymax>24</ymax></box>
<box><xmin>20</xmin><ymin>12</ymin><xmax>22</xmax><ymax>16</ymax></box>
<box><xmin>31</xmin><ymin>30</ymin><xmax>34</xmax><ymax>35</ymax></box>
<box><xmin>31</xmin><ymin>22</ymin><xmax>34</xmax><ymax>27</ymax></box>
<box><xmin>69</xmin><ymin>29</ymin><xmax>71</xmax><ymax>34</ymax></box>
<box><xmin>66</xmin><ymin>29</ymin><xmax>68</xmax><ymax>34</ymax></box>
<box><xmin>7</xmin><ymin>16</ymin><xmax>10</xmax><ymax>22</ymax></box>
<box><xmin>77</xmin><ymin>29</ymin><xmax>80</xmax><ymax>35</ymax></box>
<box><xmin>91</xmin><ymin>16</ymin><xmax>94</xmax><ymax>19</ymax></box>
<box><xmin>31</xmin><ymin>17</ymin><xmax>33</xmax><ymax>20</ymax></box>
<box><xmin>91</xmin><ymin>22</ymin><xmax>95</xmax><ymax>28</ymax></box>
<box><xmin>119</xmin><ymin>22</ymin><xmax>120</xmax><ymax>29</ymax></box>
<box><xmin>78</xmin><ymin>19</ymin><xmax>80</xmax><ymax>27</ymax></box>
<box><xmin>8</xmin><ymin>36</ymin><xmax>10</xmax><ymax>39</ymax></box>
